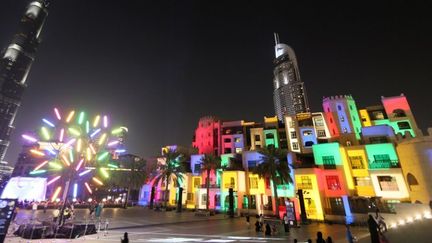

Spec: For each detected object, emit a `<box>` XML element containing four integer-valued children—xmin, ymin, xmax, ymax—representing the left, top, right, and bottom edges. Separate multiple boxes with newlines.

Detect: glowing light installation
<box><xmin>25</xmin><ymin>107</ymin><xmax>127</xmax><ymax>198</ymax></box>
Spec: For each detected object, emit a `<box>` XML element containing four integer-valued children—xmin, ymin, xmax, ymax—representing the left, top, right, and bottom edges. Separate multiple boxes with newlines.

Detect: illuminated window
<box><xmin>249</xmin><ymin>177</ymin><xmax>258</xmax><ymax>189</ymax></box>
<box><xmin>378</xmin><ymin>176</ymin><xmax>399</xmax><ymax>191</ymax></box>
<box><xmin>299</xmin><ymin>176</ymin><xmax>312</xmax><ymax>189</ymax></box>
<box><xmin>194</xmin><ymin>164</ymin><xmax>201</xmax><ymax>173</ymax></box>
<box><xmin>290</xmin><ymin>131</ymin><xmax>297</xmax><ymax>139</ymax></box>
<box><xmin>187</xmin><ymin>193</ymin><xmax>194</xmax><ymax>201</ymax></box>
<box><xmin>234</xmin><ymin>137</ymin><xmax>241</xmax><ymax>143</ymax></box>
<box><xmin>292</xmin><ymin>142</ymin><xmax>299</xmax><ymax>150</ymax></box>
<box><xmin>248</xmin><ymin>160</ymin><xmax>258</xmax><ymax>168</ymax></box>
<box><xmin>193</xmin><ymin>178</ymin><xmax>200</xmax><ymax>188</ymax></box>
<box><xmin>337</xmin><ymin>105</ymin><xmax>342</xmax><ymax>111</ymax></box>
<box><xmin>235</xmin><ymin>147</ymin><xmax>242</xmax><ymax>153</ymax></box>
<box><xmin>202</xmin><ymin>194</ymin><xmax>207</xmax><ymax>203</ymax></box>
<box><xmin>317</xmin><ymin>130</ymin><xmax>326</xmax><ymax>137</ymax></box>
<box><xmin>266</xmin><ymin>133</ymin><xmax>275</xmax><ymax>139</ymax></box>
<box><xmin>303</xmin><ymin>130</ymin><xmax>313</xmax><ymax>136</ymax></box>
<box><xmin>349</xmin><ymin>156</ymin><xmax>364</xmax><ymax>169</ymax></box>
<box><xmin>314</xmin><ymin>118</ymin><xmax>324</xmax><ymax>126</ymax></box>
<box><xmin>397</xmin><ymin>121</ymin><xmax>411</xmax><ymax>130</ymax></box>
<box><xmin>255</xmin><ymin>135</ymin><xmax>261</xmax><ymax>142</ymax></box>
<box><xmin>326</xmin><ymin>176</ymin><xmax>341</xmax><ymax>190</ymax></box>
<box><xmin>354</xmin><ymin>177</ymin><xmax>372</xmax><ymax>186</ymax></box>
<box><xmin>340</xmin><ymin>116</ymin><xmax>345</xmax><ymax>122</ymax></box>
<box><xmin>322</xmin><ymin>156</ymin><xmax>336</xmax><ymax>169</ymax></box>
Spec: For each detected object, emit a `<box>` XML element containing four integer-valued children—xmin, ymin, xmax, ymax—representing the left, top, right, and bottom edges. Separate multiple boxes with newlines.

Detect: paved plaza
<box><xmin>4</xmin><ymin>207</ymin><xmax>371</xmax><ymax>243</ymax></box>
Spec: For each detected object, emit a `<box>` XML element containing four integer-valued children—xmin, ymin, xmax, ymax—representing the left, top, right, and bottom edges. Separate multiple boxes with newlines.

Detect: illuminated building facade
<box><xmin>273</xmin><ymin>33</ymin><xmax>309</xmax><ymax>121</ymax></box>
<box><xmin>0</xmin><ymin>1</ymin><xmax>50</xmax><ymax>162</ymax></box>
<box><xmin>141</xmin><ymin>94</ymin><xmax>432</xmax><ymax>223</ymax></box>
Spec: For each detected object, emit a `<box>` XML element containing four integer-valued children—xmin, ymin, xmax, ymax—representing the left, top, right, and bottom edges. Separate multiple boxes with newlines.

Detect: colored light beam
<box><xmin>41</xmin><ymin>127</ymin><xmax>50</xmax><ymax>140</ymax></box>
<box><xmin>64</xmin><ymin>138</ymin><xmax>76</xmax><ymax>148</ymax></box>
<box><xmin>115</xmin><ymin>149</ymin><xmax>126</xmax><ymax>153</ymax></box>
<box><xmin>107</xmin><ymin>140</ymin><xmax>119</xmax><ymax>147</ymax></box>
<box><xmin>47</xmin><ymin>176</ymin><xmax>61</xmax><ymax>185</ymax></box>
<box><xmin>61</xmin><ymin>155</ymin><xmax>70</xmax><ymax>166</ymax></box>
<box><xmin>30</xmin><ymin>149</ymin><xmax>45</xmax><ymax>157</ymax></box>
<box><xmin>79</xmin><ymin>169</ymin><xmax>91</xmax><ymax>177</ymax></box>
<box><xmin>90</xmin><ymin>128</ymin><xmax>101</xmax><ymax>138</ymax></box>
<box><xmin>93</xmin><ymin>115</ymin><xmax>100</xmax><ymax>127</ymax></box>
<box><xmin>98</xmin><ymin>133</ymin><xmax>107</xmax><ymax>145</ymax></box>
<box><xmin>84</xmin><ymin>182</ymin><xmax>92</xmax><ymax>194</ymax></box>
<box><xmin>22</xmin><ymin>134</ymin><xmax>38</xmax><ymax>143</ymax></box>
<box><xmin>29</xmin><ymin>170</ymin><xmax>46</xmax><ymax>175</ymax></box>
<box><xmin>49</xmin><ymin>162</ymin><xmax>62</xmax><ymax>170</ymax></box>
<box><xmin>103</xmin><ymin>115</ymin><xmax>108</xmax><ymax>128</ymax></box>
<box><xmin>42</xmin><ymin>118</ymin><xmax>55</xmax><ymax>127</ymax></box>
<box><xmin>66</xmin><ymin>110</ymin><xmax>75</xmax><ymax>123</ymax></box>
<box><xmin>75</xmin><ymin>159</ymin><xmax>84</xmax><ymax>171</ymax></box>
<box><xmin>51</xmin><ymin>186</ymin><xmax>62</xmax><ymax>202</ymax></box>
<box><xmin>68</xmin><ymin>127</ymin><xmax>81</xmax><ymax>136</ymax></box>
<box><xmin>76</xmin><ymin>138</ymin><xmax>82</xmax><ymax>152</ymax></box>
<box><xmin>86</xmin><ymin>120</ymin><xmax>90</xmax><ymax>134</ymax></box>
<box><xmin>97</xmin><ymin>152</ymin><xmax>109</xmax><ymax>161</ymax></box>
<box><xmin>34</xmin><ymin>160</ymin><xmax>48</xmax><ymax>171</ymax></box>
<box><xmin>69</xmin><ymin>149</ymin><xmax>74</xmax><ymax>164</ymax></box>
<box><xmin>89</xmin><ymin>144</ymin><xmax>96</xmax><ymax>154</ymax></box>
<box><xmin>100</xmin><ymin>168</ymin><xmax>109</xmax><ymax>178</ymax></box>
<box><xmin>111</xmin><ymin>128</ymin><xmax>123</xmax><ymax>135</ymax></box>
<box><xmin>59</xmin><ymin>128</ymin><xmax>64</xmax><ymax>142</ymax></box>
<box><xmin>54</xmin><ymin>108</ymin><xmax>61</xmax><ymax>120</ymax></box>
<box><xmin>73</xmin><ymin>183</ymin><xmax>78</xmax><ymax>198</ymax></box>
<box><xmin>78</xmin><ymin>111</ymin><xmax>85</xmax><ymax>125</ymax></box>
<box><xmin>86</xmin><ymin>147</ymin><xmax>92</xmax><ymax>161</ymax></box>
<box><xmin>108</xmin><ymin>163</ymin><xmax>118</xmax><ymax>169</ymax></box>
<box><xmin>92</xmin><ymin>177</ymin><xmax>103</xmax><ymax>185</ymax></box>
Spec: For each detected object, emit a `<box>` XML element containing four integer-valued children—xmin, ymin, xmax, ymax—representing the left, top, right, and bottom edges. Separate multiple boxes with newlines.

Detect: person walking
<box><xmin>326</xmin><ymin>236</ymin><xmax>333</xmax><ymax>243</ymax></box>
<box><xmin>246</xmin><ymin>215</ymin><xmax>250</xmax><ymax>229</ymax></box>
<box><xmin>316</xmin><ymin>231</ymin><xmax>326</xmax><ymax>243</ymax></box>
<box><xmin>121</xmin><ymin>232</ymin><xmax>129</xmax><ymax>243</ymax></box>
<box><xmin>43</xmin><ymin>201</ymin><xmax>47</xmax><ymax>214</ymax></box>
<box><xmin>89</xmin><ymin>202</ymin><xmax>95</xmax><ymax>218</ymax></box>
<box><xmin>265</xmin><ymin>223</ymin><xmax>271</xmax><ymax>236</ymax></box>
<box><xmin>255</xmin><ymin>220</ymin><xmax>261</xmax><ymax>232</ymax></box>
<box><xmin>283</xmin><ymin>214</ymin><xmax>290</xmax><ymax>233</ymax></box>
<box><xmin>53</xmin><ymin>207</ymin><xmax>60</xmax><ymax>223</ymax></box>
<box><xmin>31</xmin><ymin>201</ymin><xmax>38</xmax><ymax>220</ymax></box>
<box><xmin>368</xmin><ymin>215</ymin><xmax>380</xmax><ymax>243</ymax></box>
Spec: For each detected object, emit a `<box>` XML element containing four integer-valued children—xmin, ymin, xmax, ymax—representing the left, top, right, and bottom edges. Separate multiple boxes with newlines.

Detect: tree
<box><xmin>153</xmin><ymin>149</ymin><xmax>186</xmax><ymax>208</ymax></box>
<box><xmin>117</xmin><ymin>157</ymin><xmax>147</xmax><ymax>208</ymax></box>
<box><xmin>251</xmin><ymin>146</ymin><xmax>292</xmax><ymax>217</ymax></box>
<box><xmin>200</xmin><ymin>154</ymin><xmax>221</xmax><ymax>211</ymax></box>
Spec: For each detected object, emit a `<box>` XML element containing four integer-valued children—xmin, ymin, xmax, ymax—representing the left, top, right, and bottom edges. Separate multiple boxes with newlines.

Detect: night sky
<box><xmin>1</xmin><ymin>1</ymin><xmax>432</xmax><ymax>164</ymax></box>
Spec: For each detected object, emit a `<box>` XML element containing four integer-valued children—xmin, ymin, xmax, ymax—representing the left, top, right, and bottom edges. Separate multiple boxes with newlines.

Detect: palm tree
<box><xmin>200</xmin><ymin>154</ymin><xmax>221</xmax><ymax>211</ymax></box>
<box><xmin>117</xmin><ymin>157</ymin><xmax>147</xmax><ymax>208</ymax></box>
<box><xmin>153</xmin><ymin>149</ymin><xmax>185</xmax><ymax>208</ymax></box>
<box><xmin>251</xmin><ymin>146</ymin><xmax>292</xmax><ymax>217</ymax></box>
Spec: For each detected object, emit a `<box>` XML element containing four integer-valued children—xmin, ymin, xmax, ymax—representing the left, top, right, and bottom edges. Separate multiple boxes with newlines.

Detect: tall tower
<box><xmin>0</xmin><ymin>1</ymin><xmax>50</xmax><ymax>162</ymax></box>
<box><xmin>273</xmin><ymin>33</ymin><xmax>309</xmax><ymax>121</ymax></box>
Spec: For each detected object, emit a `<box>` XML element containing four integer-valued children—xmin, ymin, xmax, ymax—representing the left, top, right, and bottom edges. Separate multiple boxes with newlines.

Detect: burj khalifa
<box><xmin>0</xmin><ymin>1</ymin><xmax>50</xmax><ymax>162</ymax></box>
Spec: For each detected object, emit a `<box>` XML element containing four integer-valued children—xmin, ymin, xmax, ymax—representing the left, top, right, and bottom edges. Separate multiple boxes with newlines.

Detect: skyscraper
<box><xmin>273</xmin><ymin>33</ymin><xmax>309</xmax><ymax>121</ymax></box>
<box><xmin>0</xmin><ymin>1</ymin><xmax>50</xmax><ymax>162</ymax></box>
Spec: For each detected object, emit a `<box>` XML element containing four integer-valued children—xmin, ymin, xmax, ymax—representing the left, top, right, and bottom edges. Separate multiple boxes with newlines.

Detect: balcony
<box><xmin>369</xmin><ymin>160</ymin><xmax>399</xmax><ymax>169</ymax></box>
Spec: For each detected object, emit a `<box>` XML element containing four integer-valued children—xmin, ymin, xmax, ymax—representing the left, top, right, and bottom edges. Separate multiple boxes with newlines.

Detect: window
<box><xmin>314</xmin><ymin>118</ymin><xmax>324</xmax><ymax>126</ymax></box>
<box><xmin>187</xmin><ymin>193</ymin><xmax>194</xmax><ymax>201</ymax></box>
<box><xmin>322</xmin><ymin>155</ymin><xmax>336</xmax><ymax>169</ymax></box>
<box><xmin>193</xmin><ymin>178</ymin><xmax>200</xmax><ymax>188</ymax></box>
<box><xmin>372</xmin><ymin>111</ymin><xmax>385</xmax><ymax>120</ymax></box>
<box><xmin>224</xmin><ymin>148</ymin><xmax>232</xmax><ymax>154</ymax></box>
<box><xmin>234</xmin><ymin>137</ymin><xmax>241</xmax><ymax>143</ymax></box>
<box><xmin>393</xmin><ymin>109</ymin><xmax>406</xmax><ymax>118</ymax></box>
<box><xmin>254</xmin><ymin>135</ymin><xmax>261</xmax><ymax>142</ymax></box>
<box><xmin>266</xmin><ymin>133</ymin><xmax>274</xmax><ymax>139</ymax></box>
<box><xmin>378</xmin><ymin>176</ymin><xmax>399</xmax><ymax>191</ymax></box>
<box><xmin>248</xmin><ymin>160</ymin><xmax>258</xmax><ymax>168</ymax></box>
<box><xmin>290</xmin><ymin>131</ymin><xmax>297</xmax><ymax>139</ymax></box>
<box><xmin>349</xmin><ymin>105</ymin><xmax>353</xmax><ymax>110</ymax></box>
<box><xmin>292</xmin><ymin>142</ymin><xmax>299</xmax><ymax>150</ymax></box>
<box><xmin>373</xmin><ymin>154</ymin><xmax>391</xmax><ymax>163</ymax></box>
<box><xmin>343</xmin><ymin>127</ymin><xmax>348</xmax><ymax>133</ymax></box>
<box><xmin>303</xmin><ymin>130</ymin><xmax>313</xmax><ymax>136</ymax></box>
<box><xmin>317</xmin><ymin>130</ymin><xmax>326</xmax><ymax>137</ymax></box>
<box><xmin>354</xmin><ymin>177</ymin><xmax>372</xmax><ymax>186</ymax></box>
<box><xmin>406</xmin><ymin>173</ymin><xmax>419</xmax><ymax>191</ymax></box>
<box><xmin>346</xmin><ymin>140</ymin><xmax>352</xmax><ymax>146</ymax></box>
<box><xmin>349</xmin><ymin>156</ymin><xmax>364</xmax><ymax>169</ymax></box>
<box><xmin>328</xmin><ymin>197</ymin><xmax>345</xmax><ymax>215</ymax></box>
<box><xmin>340</xmin><ymin>116</ymin><xmax>345</xmax><ymax>122</ymax></box>
<box><xmin>338</xmin><ymin>105</ymin><xmax>342</xmax><ymax>111</ymax></box>
<box><xmin>249</xmin><ymin>177</ymin><xmax>258</xmax><ymax>189</ymax></box>
<box><xmin>369</xmin><ymin>136</ymin><xmax>388</xmax><ymax>144</ymax></box>
<box><xmin>235</xmin><ymin>147</ymin><xmax>242</xmax><ymax>153</ymax></box>
<box><xmin>397</xmin><ymin>121</ymin><xmax>411</xmax><ymax>130</ymax></box>
<box><xmin>330</xmin><ymin>118</ymin><xmax>333</xmax><ymax>123</ymax></box>
<box><xmin>299</xmin><ymin>176</ymin><xmax>312</xmax><ymax>189</ymax></box>
<box><xmin>326</xmin><ymin>176</ymin><xmax>341</xmax><ymax>190</ymax></box>
<box><xmin>194</xmin><ymin>164</ymin><xmax>201</xmax><ymax>173</ymax></box>
<box><xmin>202</xmin><ymin>193</ymin><xmax>207</xmax><ymax>203</ymax></box>
<box><xmin>224</xmin><ymin>138</ymin><xmax>231</xmax><ymax>143</ymax></box>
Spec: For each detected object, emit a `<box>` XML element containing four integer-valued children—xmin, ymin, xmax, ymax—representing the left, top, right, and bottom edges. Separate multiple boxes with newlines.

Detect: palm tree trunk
<box><xmin>272</xmin><ymin>177</ymin><xmax>280</xmax><ymax>218</ymax></box>
<box><xmin>123</xmin><ymin>186</ymin><xmax>130</xmax><ymax>209</ymax></box>
<box><xmin>206</xmin><ymin>169</ymin><xmax>210</xmax><ymax>211</ymax></box>
<box><xmin>165</xmin><ymin>177</ymin><xmax>170</xmax><ymax>208</ymax></box>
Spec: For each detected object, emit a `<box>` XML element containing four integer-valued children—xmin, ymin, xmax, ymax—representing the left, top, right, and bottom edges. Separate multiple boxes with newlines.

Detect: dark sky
<box><xmin>1</xmin><ymin>0</ymin><xmax>432</xmax><ymax>164</ymax></box>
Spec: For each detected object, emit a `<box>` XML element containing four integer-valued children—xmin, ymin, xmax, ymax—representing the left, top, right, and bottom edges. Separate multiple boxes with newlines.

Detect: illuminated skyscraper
<box><xmin>273</xmin><ymin>33</ymin><xmax>309</xmax><ymax>121</ymax></box>
<box><xmin>0</xmin><ymin>1</ymin><xmax>49</xmax><ymax>162</ymax></box>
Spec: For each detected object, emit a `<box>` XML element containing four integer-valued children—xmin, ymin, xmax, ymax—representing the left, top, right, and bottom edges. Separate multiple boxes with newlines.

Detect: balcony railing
<box><xmin>369</xmin><ymin>160</ymin><xmax>399</xmax><ymax>169</ymax></box>
<box><xmin>224</xmin><ymin>183</ymin><xmax>236</xmax><ymax>188</ymax></box>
